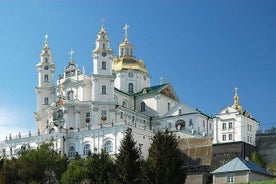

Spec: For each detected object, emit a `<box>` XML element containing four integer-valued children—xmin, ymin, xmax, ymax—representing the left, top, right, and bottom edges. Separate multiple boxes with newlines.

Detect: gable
<box><xmin>159</xmin><ymin>85</ymin><xmax>178</xmax><ymax>101</ymax></box>
<box><xmin>134</xmin><ymin>83</ymin><xmax>179</xmax><ymax>101</ymax></box>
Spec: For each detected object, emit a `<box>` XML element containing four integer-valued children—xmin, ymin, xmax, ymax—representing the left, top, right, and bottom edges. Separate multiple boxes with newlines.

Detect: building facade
<box><xmin>0</xmin><ymin>23</ymin><xmax>213</xmax><ymax>159</ymax></box>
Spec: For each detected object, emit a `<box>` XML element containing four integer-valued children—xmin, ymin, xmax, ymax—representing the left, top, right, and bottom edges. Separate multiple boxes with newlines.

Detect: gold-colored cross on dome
<box><xmin>45</xmin><ymin>34</ymin><xmax>48</xmax><ymax>41</ymax></box>
<box><xmin>123</xmin><ymin>23</ymin><xmax>130</xmax><ymax>35</ymax></box>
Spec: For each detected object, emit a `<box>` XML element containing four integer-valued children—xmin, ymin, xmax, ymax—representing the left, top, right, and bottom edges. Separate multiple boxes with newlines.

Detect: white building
<box><xmin>213</xmin><ymin>88</ymin><xmax>259</xmax><ymax>146</ymax></box>
<box><xmin>0</xmin><ymin>23</ymin><xmax>213</xmax><ymax>159</ymax></box>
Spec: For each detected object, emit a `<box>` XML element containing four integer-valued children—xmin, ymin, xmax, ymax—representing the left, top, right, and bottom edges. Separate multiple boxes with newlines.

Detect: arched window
<box><xmin>44</xmin><ymin>74</ymin><xmax>48</xmax><ymax>82</ymax></box>
<box><xmin>114</xmin><ymin>96</ymin><xmax>118</xmax><ymax>104</ymax></box>
<box><xmin>120</xmin><ymin>48</ymin><xmax>124</xmax><ymax>56</ymax></box>
<box><xmin>128</xmin><ymin>83</ymin><xmax>134</xmax><ymax>94</ymax></box>
<box><xmin>68</xmin><ymin>146</ymin><xmax>75</xmax><ymax>157</ymax></box>
<box><xmin>102</xmin><ymin>85</ymin><xmax>107</xmax><ymax>94</ymax></box>
<box><xmin>104</xmin><ymin>140</ymin><xmax>113</xmax><ymax>153</ymax></box>
<box><xmin>102</xmin><ymin>43</ymin><xmax>105</xmax><ymax>50</ymax></box>
<box><xmin>83</xmin><ymin>144</ymin><xmax>91</xmax><ymax>155</ymax></box>
<box><xmin>44</xmin><ymin>97</ymin><xmax>49</xmax><ymax>105</ymax></box>
<box><xmin>122</xmin><ymin>100</ymin><xmax>128</xmax><ymax>107</ymax></box>
<box><xmin>67</xmin><ymin>90</ymin><xmax>74</xmax><ymax>100</ymax></box>
<box><xmin>141</xmin><ymin>102</ymin><xmax>145</xmax><ymax>111</ymax></box>
<box><xmin>102</xmin><ymin>61</ymin><xmax>106</xmax><ymax>70</ymax></box>
<box><xmin>49</xmin><ymin>128</ymin><xmax>55</xmax><ymax>134</ymax></box>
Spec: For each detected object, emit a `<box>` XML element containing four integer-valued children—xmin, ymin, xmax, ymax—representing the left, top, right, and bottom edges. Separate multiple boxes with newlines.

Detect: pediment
<box><xmin>62</xmin><ymin>78</ymin><xmax>77</xmax><ymax>86</ymax></box>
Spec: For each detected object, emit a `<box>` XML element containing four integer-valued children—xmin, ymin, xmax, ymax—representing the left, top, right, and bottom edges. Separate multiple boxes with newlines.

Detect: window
<box><xmin>168</xmin><ymin>103</ymin><xmax>171</xmax><ymax>111</ymax></box>
<box><xmin>227</xmin><ymin>174</ymin><xmax>234</xmax><ymax>183</ymax></box>
<box><xmin>189</xmin><ymin>119</ymin><xmax>193</xmax><ymax>127</ymax></box>
<box><xmin>102</xmin><ymin>110</ymin><xmax>107</xmax><ymax>115</ymax></box>
<box><xmin>178</xmin><ymin>108</ymin><xmax>182</xmax><ymax>115</ymax></box>
<box><xmin>44</xmin><ymin>97</ymin><xmax>49</xmax><ymax>105</ymax></box>
<box><xmin>120</xmin><ymin>48</ymin><xmax>124</xmax><ymax>56</ymax></box>
<box><xmin>67</xmin><ymin>90</ymin><xmax>74</xmax><ymax>100</ymax></box>
<box><xmin>86</xmin><ymin>112</ymin><xmax>90</xmax><ymax>117</ymax></box>
<box><xmin>104</xmin><ymin>140</ymin><xmax>113</xmax><ymax>153</ymax></box>
<box><xmin>222</xmin><ymin>123</ymin><xmax>226</xmax><ymax>130</ymax></box>
<box><xmin>102</xmin><ymin>61</ymin><xmax>106</xmax><ymax>70</ymax></box>
<box><xmin>102</xmin><ymin>85</ymin><xmax>106</xmax><ymax>94</ymax></box>
<box><xmin>132</xmin><ymin>116</ymin><xmax>135</xmax><ymax>123</ymax></box>
<box><xmin>120</xmin><ymin>112</ymin><xmax>123</xmax><ymax>118</ymax></box>
<box><xmin>44</xmin><ymin>66</ymin><xmax>49</xmax><ymax>70</ymax></box>
<box><xmin>68</xmin><ymin>146</ymin><xmax>75</xmax><ymax>157</ymax></box>
<box><xmin>128</xmin><ymin>83</ymin><xmax>134</xmax><ymax>94</ymax></box>
<box><xmin>229</xmin><ymin>134</ymin><xmax>233</xmax><ymax>140</ymax></box>
<box><xmin>222</xmin><ymin>134</ymin><xmax>226</xmax><ymax>141</ymax></box>
<box><xmin>141</xmin><ymin>102</ymin><xmax>145</xmax><ymax>111</ymax></box>
<box><xmin>45</xmin><ymin>58</ymin><xmax>48</xmax><ymax>63</ymax></box>
<box><xmin>122</xmin><ymin>100</ymin><xmax>128</xmax><ymax>107</ymax></box>
<box><xmin>44</xmin><ymin>74</ymin><xmax>48</xmax><ymax>82</ymax></box>
<box><xmin>83</xmin><ymin>144</ymin><xmax>91</xmax><ymax>155</ymax></box>
<box><xmin>229</xmin><ymin>122</ymin><xmax>233</xmax><ymax>129</ymax></box>
<box><xmin>102</xmin><ymin>43</ymin><xmax>105</xmax><ymax>49</ymax></box>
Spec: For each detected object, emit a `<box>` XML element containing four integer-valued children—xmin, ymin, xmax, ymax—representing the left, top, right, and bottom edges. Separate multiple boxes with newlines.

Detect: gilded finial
<box><xmin>43</xmin><ymin>34</ymin><xmax>49</xmax><ymax>48</ymax></box>
<box><xmin>101</xmin><ymin>18</ymin><xmax>105</xmax><ymax>31</ymax></box>
<box><xmin>123</xmin><ymin>23</ymin><xmax>130</xmax><ymax>42</ymax></box>
<box><xmin>232</xmin><ymin>87</ymin><xmax>242</xmax><ymax>113</ymax></box>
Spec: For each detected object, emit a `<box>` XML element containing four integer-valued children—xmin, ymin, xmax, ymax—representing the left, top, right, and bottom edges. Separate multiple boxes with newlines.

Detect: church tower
<box><xmin>113</xmin><ymin>24</ymin><xmax>150</xmax><ymax>94</ymax></box>
<box><xmin>91</xmin><ymin>24</ymin><xmax>116</xmax><ymax>127</ymax></box>
<box><xmin>34</xmin><ymin>35</ymin><xmax>56</xmax><ymax>133</ymax></box>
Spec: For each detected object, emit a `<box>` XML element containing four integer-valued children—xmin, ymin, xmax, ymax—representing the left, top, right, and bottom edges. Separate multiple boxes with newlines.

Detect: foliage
<box><xmin>141</xmin><ymin>129</ymin><xmax>186</xmax><ymax>184</ymax></box>
<box><xmin>267</xmin><ymin>162</ymin><xmax>276</xmax><ymax>175</ymax></box>
<box><xmin>251</xmin><ymin>151</ymin><xmax>263</xmax><ymax>167</ymax></box>
<box><xmin>114</xmin><ymin>128</ymin><xmax>142</xmax><ymax>184</ymax></box>
<box><xmin>0</xmin><ymin>141</ymin><xmax>67</xmax><ymax>184</ymax></box>
<box><xmin>61</xmin><ymin>158</ymin><xmax>88</xmax><ymax>184</ymax></box>
<box><xmin>87</xmin><ymin>150</ymin><xmax>115</xmax><ymax>184</ymax></box>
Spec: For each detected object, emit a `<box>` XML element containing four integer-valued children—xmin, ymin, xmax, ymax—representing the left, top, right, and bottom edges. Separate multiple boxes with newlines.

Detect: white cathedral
<box><xmin>0</xmin><ymin>23</ymin><xmax>259</xmax><ymax>159</ymax></box>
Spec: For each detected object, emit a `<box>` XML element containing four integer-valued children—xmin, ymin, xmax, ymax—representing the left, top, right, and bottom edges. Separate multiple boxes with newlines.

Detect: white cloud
<box><xmin>0</xmin><ymin>106</ymin><xmax>35</xmax><ymax>141</ymax></box>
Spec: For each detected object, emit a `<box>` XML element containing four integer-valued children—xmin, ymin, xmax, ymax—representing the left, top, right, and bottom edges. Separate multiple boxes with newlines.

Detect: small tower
<box><xmin>34</xmin><ymin>35</ymin><xmax>56</xmax><ymax>133</ymax></box>
<box><xmin>91</xmin><ymin>23</ymin><xmax>116</xmax><ymax>127</ymax></box>
<box><xmin>113</xmin><ymin>23</ymin><xmax>150</xmax><ymax>94</ymax></box>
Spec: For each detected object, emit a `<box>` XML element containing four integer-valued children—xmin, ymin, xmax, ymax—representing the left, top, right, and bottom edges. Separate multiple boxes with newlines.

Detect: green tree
<box><xmin>267</xmin><ymin>162</ymin><xmax>276</xmax><ymax>175</ymax></box>
<box><xmin>0</xmin><ymin>158</ymin><xmax>19</xmax><ymax>184</ymax></box>
<box><xmin>0</xmin><ymin>141</ymin><xmax>67</xmax><ymax>184</ymax></box>
<box><xmin>142</xmin><ymin>129</ymin><xmax>186</xmax><ymax>184</ymax></box>
<box><xmin>61</xmin><ymin>158</ymin><xmax>88</xmax><ymax>184</ymax></box>
<box><xmin>87</xmin><ymin>150</ymin><xmax>115</xmax><ymax>184</ymax></box>
<box><xmin>114</xmin><ymin>128</ymin><xmax>142</xmax><ymax>184</ymax></box>
<box><xmin>251</xmin><ymin>151</ymin><xmax>263</xmax><ymax>167</ymax></box>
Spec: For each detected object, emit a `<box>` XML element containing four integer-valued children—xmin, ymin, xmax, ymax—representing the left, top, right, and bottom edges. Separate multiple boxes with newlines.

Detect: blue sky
<box><xmin>0</xmin><ymin>0</ymin><xmax>276</xmax><ymax>140</ymax></box>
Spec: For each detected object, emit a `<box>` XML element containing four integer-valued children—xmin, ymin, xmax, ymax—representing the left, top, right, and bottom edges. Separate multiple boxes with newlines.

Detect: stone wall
<box><xmin>256</xmin><ymin>133</ymin><xmax>276</xmax><ymax>165</ymax></box>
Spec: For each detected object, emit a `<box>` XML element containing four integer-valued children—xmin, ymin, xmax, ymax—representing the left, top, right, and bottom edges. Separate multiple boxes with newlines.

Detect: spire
<box><xmin>69</xmin><ymin>49</ymin><xmax>74</xmax><ymax>63</ymax></box>
<box><xmin>101</xmin><ymin>18</ymin><xmax>105</xmax><ymax>32</ymax></box>
<box><xmin>123</xmin><ymin>23</ymin><xmax>130</xmax><ymax>42</ymax></box>
<box><xmin>232</xmin><ymin>87</ymin><xmax>242</xmax><ymax>113</ymax></box>
<box><xmin>43</xmin><ymin>34</ymin><xmax>49</xmax><ymax>49</ymax></box>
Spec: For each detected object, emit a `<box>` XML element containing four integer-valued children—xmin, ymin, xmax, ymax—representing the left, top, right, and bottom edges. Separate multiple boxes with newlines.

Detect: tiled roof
<box><xmin>211</xmin><ymin>157</ymin><xmax>274</xmax><ymax>176</ymax></box>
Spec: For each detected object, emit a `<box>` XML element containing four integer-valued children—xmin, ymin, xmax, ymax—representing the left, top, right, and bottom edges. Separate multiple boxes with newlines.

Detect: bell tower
<box><xmin>34</xmin><ymin>35</ymin><xmax>56</xmax><ymax>133</ymax></box>
<box><xmin>91</xmin><ymin>23</ymin><xmax>116</xmax><ymax>127</ymax></box>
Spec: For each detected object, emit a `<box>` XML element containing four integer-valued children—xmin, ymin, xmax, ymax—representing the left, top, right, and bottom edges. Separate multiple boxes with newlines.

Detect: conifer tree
<box><xmin>87</xmin><ymin>149</ymin><xmax>115</xmax><ymax>184</ymax></box>
<box><xmin>142</xmin><ymin>129</ymin><xmax>186</xmax><ymax>184</ymax></box>
<box><xmin>114</xmin><ymin>128</ymin><xmax>142</xmax><ymax>184</ymax></box>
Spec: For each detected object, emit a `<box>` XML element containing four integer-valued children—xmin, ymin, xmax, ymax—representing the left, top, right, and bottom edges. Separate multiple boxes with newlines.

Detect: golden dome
<box><xmin>112</xmin><ymin>57</ymin><xmax>148</xmax><ymax>73</ymax></box>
